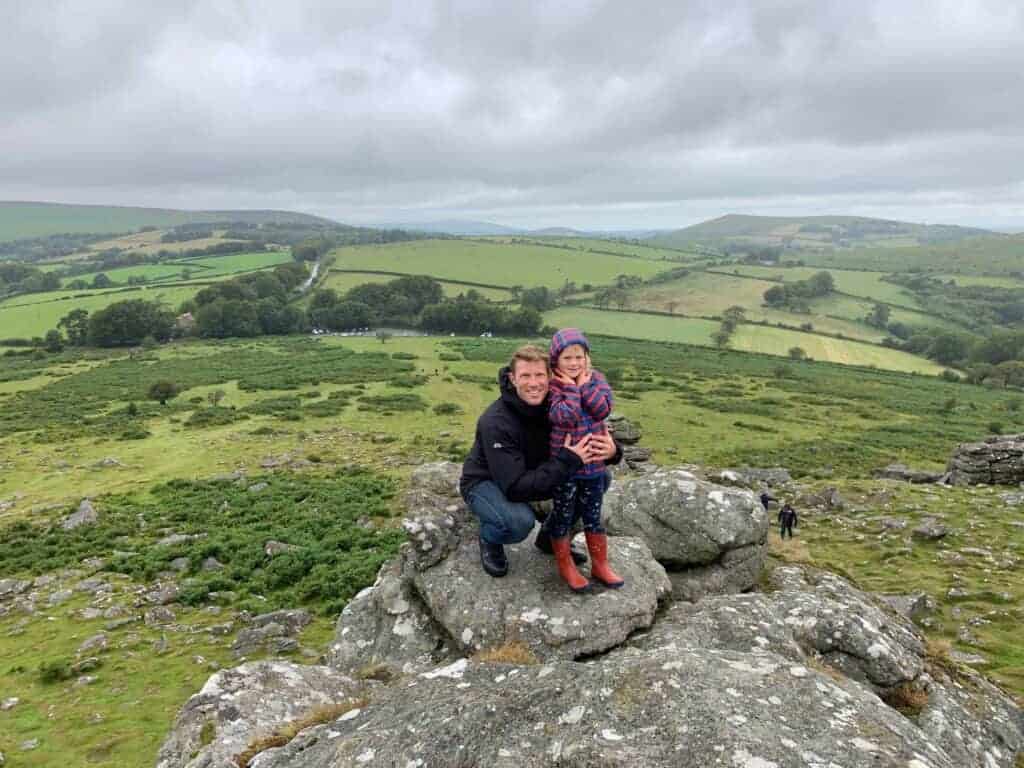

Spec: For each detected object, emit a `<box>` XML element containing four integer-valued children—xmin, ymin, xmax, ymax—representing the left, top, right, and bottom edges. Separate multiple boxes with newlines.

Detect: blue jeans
<box><xmin>464</xmin><ymin>481</ymin><xmax>537</xmax><ymax>545</ymax></box>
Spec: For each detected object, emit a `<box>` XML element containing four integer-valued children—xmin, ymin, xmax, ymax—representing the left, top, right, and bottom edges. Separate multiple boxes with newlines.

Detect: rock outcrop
<box><xmin>873</xmin><ymin>463</ymin><xmax>945</xmax><ymax>484</ymax></box>
<box><xmin>947</xmin><ymin>434</ymin><xmax>1024</xmax><ymax>485</ymax></box>
<box><xmin>157</xmin><ymin>462</ymin><xmax>1024</xmax><ymax>768</ymax></box>
<box><xmin>602</xmin><ymin>466</ymin><xmax>769</xmax><ymax>600</ymax></box>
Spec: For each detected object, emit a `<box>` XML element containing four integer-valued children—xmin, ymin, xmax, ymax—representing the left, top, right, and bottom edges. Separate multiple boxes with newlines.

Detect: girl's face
<box><xmin>557</xmin><ymin>344</ymin><xmax>588</xmax><ymax>378</ymax></box>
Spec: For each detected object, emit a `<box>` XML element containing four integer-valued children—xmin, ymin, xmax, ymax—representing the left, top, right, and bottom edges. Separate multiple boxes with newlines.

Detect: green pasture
<box><xmin>715</xmin><ymin>265</ymin><xmax>920</xmax><ymax>307</ymax></box>
<box><xmin>806</xmin><ymin>294</ymin><xmax>964</xmax><ymax>334</ymax></box>
<box><xmin>493</xmin><ymin>236</ymin><xmax>708</xmax><ymax>262</ymax></box>
<box><xmin>323</xmin><ymin>270</ymin><xmax>512</xmax><ymax>301</ymax></box>
<box><xmin>330</xmin><ymin>239</ymin><xmax>670</xmax><ymax>289</ymax></box>
<box><xmin>791</xmin><ymin>235</ymin><xmax>1024</xmax><ymax>275</ymax></box>
<box><xmin>934</xmin><ymin>273</ymin><xmax>1024</xmax><ymax>288</ymax></box>
<box><xmin>169</xmin><ymin>250</ymin><xmax>292</xmax><ymax>274</ymax></box>
<box><xmin>59</xmin><ymin>263</ymin><xmax>189</xmax><ymax>287</ymax></box>
<box><xmin>544</xmin><ymin>307</ymin><xmax>946</xmax><ymax>373</ymax></box>
<box><xmin>620</xmin><ymin>272</ymin><xmax>887</xmax><ymax>343</ymax></box>
<box><xmin>0</xmin><ymin>285</ymin><xmax>200</xmax><ymax>338</ymax></box>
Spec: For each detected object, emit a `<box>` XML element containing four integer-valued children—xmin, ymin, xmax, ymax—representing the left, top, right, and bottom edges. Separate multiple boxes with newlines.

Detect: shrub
<box><xmin>38</xmin><ymin>658</ymin><xmax>74</xmax><ymax>683</ymax></box>
<box><xmin>390</xmin><ymin>352</ymin><xmax>417</xmax><ymax>360</ymax></box>
<box><xmin>939</xmin><ymin>369</ymin><xmax>960</xmax><ymax>382</ymax></box>
<box><xmin>988</xmin><ymin>421</ymin><xmax>1004</xmax><ymax>435</ymax></box>
<box><xmin>185</xmin><ymin>407</ymin><xmax>249</xmax><ymax>429</ymax></box>
<box><xmin>438</xmin><ymin>352</ymin><xmax>462</xmax><ymax>361</ymax></box>
<box><xmin>433</xmin><ymin>402</ymin><xmax>464</xmax><ymax>415</ymax></box>
<box><xmin>118</xmin><ymin>425</ymin><xmax>151</xmax><ymax>440</ymax></box>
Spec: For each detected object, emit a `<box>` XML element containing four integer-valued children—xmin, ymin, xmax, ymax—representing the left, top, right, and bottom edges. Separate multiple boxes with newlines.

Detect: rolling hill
<box><xmin>0</xmin><ymin>201</ymin><xmax>337</xmax><ymax>242</ymax></box>
<box><xmin>650</xmin><ymin>213</ymin><xmax>996</xmax><ymax>251</ymax></box>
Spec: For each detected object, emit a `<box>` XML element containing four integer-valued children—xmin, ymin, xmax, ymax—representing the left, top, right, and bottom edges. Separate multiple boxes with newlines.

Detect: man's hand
<box><xmin>564</xmin><ymin>433</ymin><xmax>593</xmax><ymax>462</ymax></box>
<box><xmin>587</xmin><ymin>431</ymin><xmax>617</xmax><ymax>462</ymax></box>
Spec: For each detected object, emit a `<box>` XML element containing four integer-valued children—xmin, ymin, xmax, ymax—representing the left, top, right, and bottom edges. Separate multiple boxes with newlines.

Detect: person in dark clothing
<box><xmin>460</xmin><ymin>344</ymin><xmax>621</xmax><ymax>578</ymax></box>
<box><xmin>778</xmin><ymin>502</ymin><xmax>798</xmax><ymax>539</ymax></box>
<box><xmin>760</xmin><ymin>491</ymin><xmax>776</xmax><ymax>511</ymax></box>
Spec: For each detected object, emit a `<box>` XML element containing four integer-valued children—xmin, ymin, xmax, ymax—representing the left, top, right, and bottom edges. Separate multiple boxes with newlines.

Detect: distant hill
<box><xmin>385</xmin><ymin>220</ymin><xmax>524</xmax><ymax>236</ymax></box>
<box><xmin>0</xmin><ymin>201</ymin><xmax>338</xmax><ymax>243</ymax></box>
<box><xmin>649</xmin><ymin>213</ymin><xmax>996</xmax><ymax>251</ymax></box>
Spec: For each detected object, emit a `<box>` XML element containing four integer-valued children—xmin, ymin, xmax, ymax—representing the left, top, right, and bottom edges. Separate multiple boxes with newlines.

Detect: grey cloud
<box><xmin>2</xmin><ymin>0</ymin><xmax>1024</xmax><ymax>229</ymax></box>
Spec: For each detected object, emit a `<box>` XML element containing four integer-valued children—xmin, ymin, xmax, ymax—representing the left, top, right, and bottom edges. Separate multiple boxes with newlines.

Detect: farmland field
<box><xmin>86</xmin><ymin>230</ymin><xmax>247</xmax><ymax>255</ymax></box>
<box><xmin>543</xmin><ymin>306</ymin><xmax>947</xmax><ymax>373</ymax></box>
<box><xmin>806</xmin><ymin>293</ymin><xmax>965</xmax><ymax>334</ymax></box>
<box><xmin>323</xmin><ymin>270</ymin><xmax>512</xmax><ymax>301</ymax></box>
<box><xmin>330</xmin><ymin>239</ymin><xmax>671</xmax><ymax>289</ymax></box>
<box><xmin>487</xmin><ymin>236</ymin><xmax>709</xmax><ymax>263</ymax></box>
<box><xmin>790</xmin><ymin>235</ymin><xmax>1024</xmax><ymax>275</ymax></box>
<box><xmin>716</xmin><ymin>265</ymin><xmax>921</xmax><ymax>306</ymax></box>
<box><xmin>0</xmin><ymin>285</ymin><xmax>201</xmax><ymax>338</ymax></box>
<box><xmin>619</xmin><ymin>272</ymin><xmax>889</xmax><ymax>342</ymax></box>
<box><xmin>58</xmin><ymin>263</ymin><xmax>191</xmax><ymax>287</ymax></box>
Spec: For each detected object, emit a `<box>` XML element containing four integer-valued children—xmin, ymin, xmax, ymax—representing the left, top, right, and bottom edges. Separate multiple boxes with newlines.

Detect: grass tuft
<box><xmin>471</xmin><ymin>641</ymin><xmax>540</xmax><ymax>666</ymax></box>
<box><xmin>233</xmin><ymin>698</ymin><xmax>368</xmax><ymax>767</ymax></box>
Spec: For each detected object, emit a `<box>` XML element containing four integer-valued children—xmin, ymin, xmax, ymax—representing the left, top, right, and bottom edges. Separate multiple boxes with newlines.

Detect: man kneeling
<box><xmin>459</xmin><ymin>344</ymin><xmax>620</xmax><ymax>578</ymax></box>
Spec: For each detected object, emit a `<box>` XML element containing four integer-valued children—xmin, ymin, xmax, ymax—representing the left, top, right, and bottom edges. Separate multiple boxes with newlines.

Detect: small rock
<box><xmin>48</xmin><ymin>589</ymin><xmax>74</xmax><ymax>606</ymax></box>
<box><xmin>1</xmin><ymin>697</ymin><xmax>18</xmax><ymax>711</ymax></box>
<box><xmin>75</xmin><ymin>675</ymin><xmax>98</xmax><ymax>686</ymax></box>
<box><xmin>78</xmin><ymin>632</ymin><xmax>108</xmax><ymax>655</ymax></box>
<box><xmin>169</xmin><ymin>557</ymin><xmax>190</xmax><ymax>572</ymax></box>
<box><xmin>19</xmin><ymin>738</ymin><xmax>39</xmax><ymax>751</ymax></box>
<box><xmin>145</xmin><ymin>606</ymin><xmax>176</xmax><ymax>626</ymax></box>
<box><xmin>92</xmin><ymin>457</ymin><xmax>124</xmax><ymax>469</ymax></box>
<box><xmin>247</xmin><ymin>482</ymin><xmax>269</xmax><ymax>493</ymax></box>
<box><xmin>62</xmin><ymin>499</ymin><xmax>98</xmax><ymax>530</ymax></box>
<box><xmin>201</xmin><ymin>557</ymin><xmax>224</xmax><ymax>572</ymax></box>
<box><xmin>912</xmin><ymin>518</ymin><xmax>948</xmax><ymax>540</ymax></box>
<box><xmin>264</xmin><ymin>540</ymin><xmax>296</xmax><ymax>557</ymax></box>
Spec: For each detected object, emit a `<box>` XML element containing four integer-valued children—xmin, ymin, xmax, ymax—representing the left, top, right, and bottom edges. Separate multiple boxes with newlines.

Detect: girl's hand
<box><xmin>576</xmin><ymin>363</ymin><xmax>592</xmax><ymax>387</ymax></box>
<box><xmin>553</xmin><ymin>369</ymin><xmax>576</xmax><ymax>386</ymax></box>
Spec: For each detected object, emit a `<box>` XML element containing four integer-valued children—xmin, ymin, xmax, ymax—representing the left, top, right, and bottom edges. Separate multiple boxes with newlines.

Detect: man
<box><xmin>460</xmin><ymin>344</ymin><xmax>621</xmax><ymax>577</ymax></box>
<box><xmin>779</xmin><ymin>502</ymin><xmax>798</xmax><ymax>539</ymax></box>
<box><xmin>759</xmin><ymin>491</ymin><xmax>776</xmax><ymax>511</ymax></box>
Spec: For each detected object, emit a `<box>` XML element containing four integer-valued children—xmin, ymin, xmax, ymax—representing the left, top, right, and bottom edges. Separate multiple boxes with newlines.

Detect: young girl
<box><xmin>544</xmin><ymin>328</ymin><xmax>624</xmax><ymax>592</ymax></box>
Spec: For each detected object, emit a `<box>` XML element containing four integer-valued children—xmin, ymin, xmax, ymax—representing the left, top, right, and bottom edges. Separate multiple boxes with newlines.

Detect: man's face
<box><xmin>510</xmin><ymin>359</ymin><xmax>550</xmax><ymax>405</ymax></box>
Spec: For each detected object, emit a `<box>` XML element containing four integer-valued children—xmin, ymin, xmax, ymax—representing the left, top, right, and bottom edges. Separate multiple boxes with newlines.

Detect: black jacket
<box><xmin>460</xmin><ymin>366</ymin><xmax>619</xmax><ymax>502</ymax></box>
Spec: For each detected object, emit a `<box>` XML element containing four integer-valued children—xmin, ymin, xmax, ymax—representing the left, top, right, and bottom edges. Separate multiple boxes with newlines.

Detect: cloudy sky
<box><xmin>4</xmin><ymin>0</ymin><xmax>1024</xmax><ymax>230</ymax></box>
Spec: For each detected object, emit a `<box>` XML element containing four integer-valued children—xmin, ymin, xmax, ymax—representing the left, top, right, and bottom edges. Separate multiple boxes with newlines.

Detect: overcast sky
<box><xmin>4</xmin><ymin>0</ymin><xmax>1024</xmax><ymax>231</ymax></box>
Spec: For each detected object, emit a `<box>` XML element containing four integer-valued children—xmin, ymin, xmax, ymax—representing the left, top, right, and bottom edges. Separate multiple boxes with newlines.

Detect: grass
<box><xmin>0</xmin><ymin>284</ymin><xmax>203</xmax><ymax>338</ymax></box>
<box><xmin>330</xmin><ymin>239</ymin><xmax>671</xmax><ymax>289</ymax></box>
<box><xmin>233</xmin><ymin>698</ymin><xmax>368</xmax><ymax>767</ymax></box>
<box><xmin>57</xmin><ymin>251</ymin><xmax>293</xmax><ymax>288</ymax></box>
<box><xmin>715</xmin><ymin>264</ymin><xmax>921</xmax><ymax>307</ymax></box>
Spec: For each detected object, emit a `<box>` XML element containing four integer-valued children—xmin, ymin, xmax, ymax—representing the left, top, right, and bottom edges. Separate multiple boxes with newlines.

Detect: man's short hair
<box><xmin>509</xmin><ymin>344</ymin><xmax>550</xmax><ymax>374</ymax></box>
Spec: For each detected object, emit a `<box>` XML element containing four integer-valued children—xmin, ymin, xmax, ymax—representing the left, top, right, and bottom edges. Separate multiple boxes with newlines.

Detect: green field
<box><xmin>59</xmin><ymin>263</ymin><xmax>190</xmax><ymax>287</ymax></box>
<box><xmin>619</xmin><ymin>272</ymin><xmax>888</xmax><ymax>342</ymax></box>
<box><xmin>323</xmin><ymin>270</ymin><xmax>512</xmax><ymax>301</ymax></box>
<box><xmin>544</xmin><ymin>307</ymin><xmax>947</xmax><ymax>374</ymax></box>
<box><xmin>331</xmin><ymin>239</ymin><xmax>671</xmax><ymax>289</ymax></box>
<box><xmin>716</xmin><ymin>265</ymin><xmax>921</xmax><ymax>307</ymax></box>
<box><xmin>486</xmin><ymin>236</ymin><xmax>709</xmax><ymax>263</ymax></box>
<box><xmin>791</xmin><ymin>234</ymin><xmax>1024</xmax><ymax>275</ymax></box>
<box><xmin>0</xmin><ymin>285</ymin><xmax>200</xmax><ymax>338</ymax></box>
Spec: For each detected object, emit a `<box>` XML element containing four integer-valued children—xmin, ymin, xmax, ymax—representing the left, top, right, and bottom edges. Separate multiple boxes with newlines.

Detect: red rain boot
<box><xmin>551</xmin><ymin>536</ymin><xmax>591</xmax><ymax>593</ymax></box>
<box><xmin>585</xmin><ymin>532</ymin><xmax>625</xmax><ymax>588</ymax></box>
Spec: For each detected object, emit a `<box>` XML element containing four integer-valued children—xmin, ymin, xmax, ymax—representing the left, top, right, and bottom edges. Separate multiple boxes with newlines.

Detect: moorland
<box><xmin>2</xmin><ymin>203</ymin><xmax>1024</xmax><ymax>766</ymax></box>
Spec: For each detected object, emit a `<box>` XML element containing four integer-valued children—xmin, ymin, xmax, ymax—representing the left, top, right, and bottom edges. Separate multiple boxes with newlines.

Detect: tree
<box><xmin>92</xmin><ymin>272</ymin><xmax>113</xmax><ymax>289</ymax></box>
<box><xmin>88</xmin><ymin>299</ymin><xmax>174</xmax><ymax>347</ymax></box>
<box><xmin>58</xmin><ymin>308</ymin><xmax>90</xmax><ymax>346</ymax></box>
<box><xmin>148</xmin><ymin>380</ymin><xmax>180</xmax><ymax>405</ymax></box>
<box><xmin>722</xmin><ymin>305</ymin><xmax>746</xmax><ymax>326</ymax></box>
<box><xmin>763</xmin><ymin>285</ymin><xmax>787</xmax><ymax>306</ymax></box>
<box><xmin>44</xmin><ymin>329</ymin><xmax>64</xmax><ymax>353</ymax></box>
<box><xmin>712</xmin><ymin>329</ymin><xmax>732</xmax><ymax>348</ymax></box>
<box><xmin>376</xmin><ymin>330</ymin><xmax>392</xmax><ymax>343</ymax></box>
<box><xmin>788</xmin><ymin>346</ymin><xmax>807</xmax><ymax>360</ymax></box>
<box><xmin>207</xmin><ymin>389</ymin><xmax>226</xmax><ymax>407</ymax></box>
<box><xmin>865</xmin><ymin>303</ymin><xmax>890</xmax><ymax>328</ymax></box>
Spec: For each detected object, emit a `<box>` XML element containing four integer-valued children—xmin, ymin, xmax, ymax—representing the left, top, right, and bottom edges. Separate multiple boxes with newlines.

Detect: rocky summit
<box><xmin>157</xmin><ymin>462</ymin><xmax>1024</xmax><ymax>768</ymax></box>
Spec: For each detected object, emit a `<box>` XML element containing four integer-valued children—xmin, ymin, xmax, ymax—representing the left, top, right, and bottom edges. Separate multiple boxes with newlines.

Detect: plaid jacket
<box><xmin>548</xmin><ymin>369</ymin><xmax>614</xmax><ymax>479</ymax></box>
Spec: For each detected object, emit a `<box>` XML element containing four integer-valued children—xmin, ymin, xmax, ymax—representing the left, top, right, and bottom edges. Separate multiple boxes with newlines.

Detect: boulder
<box><xmin>232</xmin><ymin>610</ymin><xmax>312</xmax><ymax>657</ymax></box>
<box><xmin>947</xmin><ymin>434</ymin><xmax>1024</xmax><ymax>486</ymax></box>
<box><xmin>606</xmin><ymin>412</ymin><xmax>640</xmax><ymax>444</ymax></box>
<box><xmin>913</xmin><ymin>517</ymin><xmax>949</xmax><ymax>541</ymax></box>
<box><xmin>602</xmin><ymin>467</ymin><xmax>768</xmax><ymax>597</ymax></box>
<box><xmin>62</xmin><ymin>499</ymin><xmax>98</xmax><ymax>530</ymax></box>
<box><xmin>709</xmin><ymin>466</ymin><xmax>792</xmax><ymax>488</ymax></box>
<box><xmin>0</xmin><ymin>579</ymin><xmax>31</xmax><ymax>602</ymax></box>
<box><xmin>873</xmin><ymin>463</ymin><xmax>945</xmax><ymax>484</ymax></box>
<box><xmin>154</xmin><ymin>662</ymin><xmax>362</xmax><ymax>768</ymax></box>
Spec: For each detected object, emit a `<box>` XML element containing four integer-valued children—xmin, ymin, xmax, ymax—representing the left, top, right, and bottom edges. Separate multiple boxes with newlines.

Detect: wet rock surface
<box><xmin>157</xmin><ymin>463</ymin><xmax>1024</xmax><ymax>768</ymax></box>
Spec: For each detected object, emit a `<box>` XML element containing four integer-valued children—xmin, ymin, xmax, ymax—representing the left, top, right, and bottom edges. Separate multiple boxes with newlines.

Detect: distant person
<box><xmin>459</xmin><ymin>345</ymin><xmax>621</xmax><ymax>578</ymax></box>
<box><xmin>760</xmin><ymin>491</ymin><xmax>776</xmax><ymax>511</ymax></box>
<box><xmin>779</xmin><ymin>502</ymin><xmax>798</xmax><ymax>539</ymax></box>
<box><xmin>542</xmin><ymin>328</ymin><xmax>623</xmax><ymax>592</ymax></box>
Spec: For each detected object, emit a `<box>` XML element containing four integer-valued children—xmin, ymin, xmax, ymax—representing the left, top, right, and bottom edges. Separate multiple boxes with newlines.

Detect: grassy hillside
<box><xmin>322</xmin><ymin>270</ymin><xmax>512</xmax><ymax>301</ymax></box>
<box><xmin>1</xmin><ymin>334</ymin><xmax>1023</xmax><ymax>764</ymax></box>
<box><xmin>0</xmin><ymin>202</ymin><xmax>334</xmax><ymax>242</ymax></box>
<box><xmin>651</xmin><ymin>213</ymin><xmax>994</xmax><ymax>251</ymax></box>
